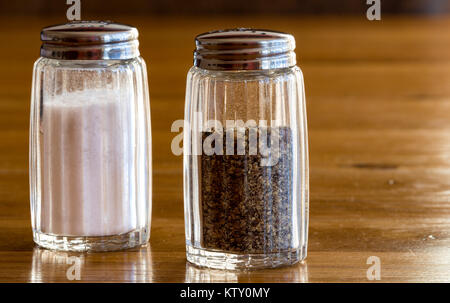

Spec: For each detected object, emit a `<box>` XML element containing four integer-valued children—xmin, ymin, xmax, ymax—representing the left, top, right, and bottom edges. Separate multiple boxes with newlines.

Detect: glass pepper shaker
<box><xmin>29</xmin><ymin>21</ymin><xmax>152</xmax><ymax>252</ymax></box>
<box><xmin>184</xmin><ymin>29</ymin><xmax>309</xmax><ymax>269</ymax></box>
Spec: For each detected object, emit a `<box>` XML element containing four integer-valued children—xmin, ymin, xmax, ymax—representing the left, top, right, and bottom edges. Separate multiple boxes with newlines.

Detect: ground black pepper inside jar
<box><xmin>201</xmin><ymin>127</ymin><xmax>293</xmax><ymax>254</ymax></box>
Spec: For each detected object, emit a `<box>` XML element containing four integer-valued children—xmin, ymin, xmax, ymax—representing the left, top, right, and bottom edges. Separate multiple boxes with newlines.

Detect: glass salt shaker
<box><xmin>184</xmin><ymin>29</ymin><xmax>309</xmax><ymax>269</ymax></box>
<box><xmin>29</xmin><ymin>21</ymin><xmax>152</xmax><ymax>252</ymax></box>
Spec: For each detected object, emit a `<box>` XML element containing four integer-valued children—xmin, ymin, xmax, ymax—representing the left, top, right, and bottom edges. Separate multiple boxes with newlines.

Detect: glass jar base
<box><xmin>32</xmin><ymin>227</ymin><xmax>149</xmax><ymax>252</ymax></box>
<box><xmin>186</xmin><ymin>245</ymin><xmax>306</xmax><ymax>270</ymax></box>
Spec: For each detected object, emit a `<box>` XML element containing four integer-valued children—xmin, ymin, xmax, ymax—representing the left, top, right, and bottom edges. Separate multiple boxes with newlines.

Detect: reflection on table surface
<box><xmin>185</xmin><ymin>261</ymin><xmax>308</xmax><ymax>283</ymax></box>
<box><xmin>30</xmin><ymin>245</ymin><xmax>153</xmax><ymax>282</ymax></box>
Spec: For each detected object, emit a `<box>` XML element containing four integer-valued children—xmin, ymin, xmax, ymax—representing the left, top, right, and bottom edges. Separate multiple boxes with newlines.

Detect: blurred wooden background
<box><xmin>0</xmin><ymin>0</ymin><xmax>449</xmax><ymax>16</ymax></box>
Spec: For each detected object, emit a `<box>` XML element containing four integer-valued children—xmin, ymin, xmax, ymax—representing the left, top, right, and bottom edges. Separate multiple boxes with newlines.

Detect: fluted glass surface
<box><xmin>30</xmin><ymin>58</ymin><xmax>151</xmax><ymax>251</ymax></box>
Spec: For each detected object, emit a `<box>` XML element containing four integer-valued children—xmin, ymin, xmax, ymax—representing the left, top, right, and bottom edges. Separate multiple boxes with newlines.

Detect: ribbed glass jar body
<box><xmin>184</xmin><ymin>66</ymin><xmax>309</xmax><ymax>269</ymax></box>
<box><xmin>30</xmin><ymin>57</ymin><xmax>151</xmax><ymax>251</ymax></box>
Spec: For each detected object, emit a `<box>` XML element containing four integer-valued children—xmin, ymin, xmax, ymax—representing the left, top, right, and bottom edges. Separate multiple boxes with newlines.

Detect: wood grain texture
<box><xmin>0</xmin><ymin>16</ymin><xmax>449</xmax><ymax>282</ymax></box>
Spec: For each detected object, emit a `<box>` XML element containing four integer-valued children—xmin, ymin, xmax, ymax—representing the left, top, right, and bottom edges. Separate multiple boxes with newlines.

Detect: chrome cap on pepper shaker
<box><xmin>194</xmin><ymin>28</ymin><xmax>297</xmax><ymax>71</ymax></box>
<box><xmin>40</xmin><ymin>21</ymin><xmax>140</xmax><ymax>60</ymax></box>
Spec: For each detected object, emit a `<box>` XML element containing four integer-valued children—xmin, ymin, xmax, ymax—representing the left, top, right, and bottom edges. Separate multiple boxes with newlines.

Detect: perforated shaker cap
<box><xmin>40</xmin><ymin>21</ymin><xmax>139</xmax><ymax>60</ymax></box>
<box><xmin>194</xmin><ymin>28</ymin><xmax>297</xmax><ymax>70</ymax></box>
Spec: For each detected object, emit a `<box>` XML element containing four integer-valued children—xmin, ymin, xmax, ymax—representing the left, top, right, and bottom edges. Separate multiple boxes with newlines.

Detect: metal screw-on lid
<box><xmin>194</xmin><ymin>28</ymin><xmax>297</xmax><ymax>71</ymax></box>
<box><xmin>40</xmin><ymin>21</ymin><xmax>140</xmax><ymax>60</ymax></box>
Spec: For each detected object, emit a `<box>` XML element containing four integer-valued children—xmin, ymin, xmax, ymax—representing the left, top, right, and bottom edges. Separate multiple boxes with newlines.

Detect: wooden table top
<box><xmin>0</xmin><ymin>15</ymin><xmax>449</xmax><ymax>283</ymax></box>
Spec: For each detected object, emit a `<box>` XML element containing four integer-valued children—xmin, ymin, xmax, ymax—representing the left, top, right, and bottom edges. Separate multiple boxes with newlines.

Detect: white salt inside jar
<box><xmin>40</xmin><ymin>89</ymin><xmax>136</xmax><ymax>237</ymax></box>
